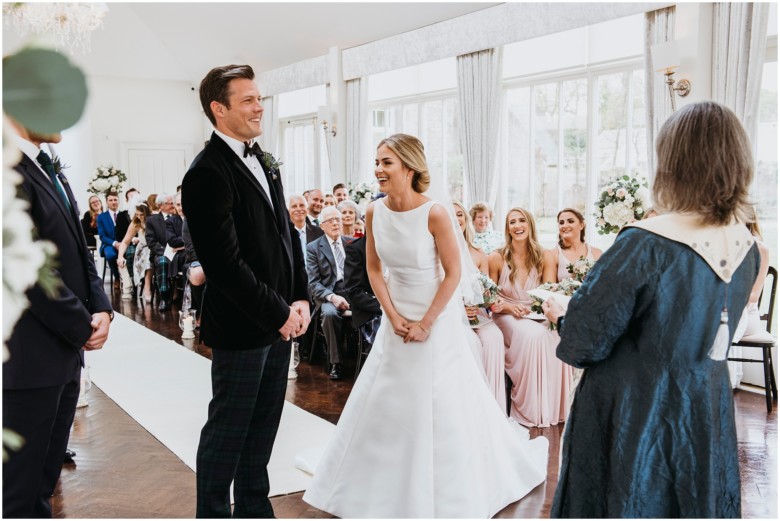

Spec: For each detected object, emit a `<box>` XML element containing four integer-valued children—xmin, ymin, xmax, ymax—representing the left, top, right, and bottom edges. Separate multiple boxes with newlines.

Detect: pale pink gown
<box><xmin>493</xmin><ymin>265</ymin><xmax>573</xmax><ymax>427</ymax></box>
<box><xmin>468</xmin><ymin>312</ymin><xmax>507</xmax><ymax>413</ymax></box>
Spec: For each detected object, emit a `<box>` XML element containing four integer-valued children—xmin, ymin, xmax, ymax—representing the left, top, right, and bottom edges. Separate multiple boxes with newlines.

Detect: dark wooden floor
<box><xmin>51</xmin><ymin>283</ymin><xmax>777</xmax><ymax>518</ymax></box>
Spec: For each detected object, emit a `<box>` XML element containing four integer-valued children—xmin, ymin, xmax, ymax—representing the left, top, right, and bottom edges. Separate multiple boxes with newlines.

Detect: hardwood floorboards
<box><xmin>49</xmin><ymin>284</ymin><xmax>777</xmax><ymax>518</ymax></box>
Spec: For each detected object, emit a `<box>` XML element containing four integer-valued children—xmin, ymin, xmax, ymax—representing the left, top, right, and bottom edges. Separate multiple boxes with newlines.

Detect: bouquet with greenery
<box><xmin>468</xmin><ymin>272</ymin><xmax>499</xmax><ymax>326</ymax></box>
<box><xmin>529</xmin><ymin>279</ymin><xmax>582</xmax><ymax>330</ymax></box>
<box><xmin>349</xmin><ymin>181</ymin><xmax>379</xmax><ymax>213</ymax></box>
<box><xmin>593</xmin><ymin>174</ymin><xmax>650</xmax><ymax>234</ymax></box>
<box><xmin>566</xmin><ymin>256</ymin><xmax>595</xmax><ymax>283</ymax></box>
<box><xmin>88</xmin><ymin>164</ymin><xmax>126</xmax><ymax>195</ymax></box>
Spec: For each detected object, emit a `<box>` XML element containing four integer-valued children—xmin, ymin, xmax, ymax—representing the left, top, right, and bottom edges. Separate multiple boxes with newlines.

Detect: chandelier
<box><xmin>3</xmin><ymin>3</ymin><xmax>109</xmax><ymax>54</ymax></box>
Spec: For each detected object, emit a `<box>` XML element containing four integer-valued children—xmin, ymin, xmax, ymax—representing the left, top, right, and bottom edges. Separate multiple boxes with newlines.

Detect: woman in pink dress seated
<box><xmin>453</xmin><ymin>201</ymin><xmax>507</xmax><ymax>413</ymax></box>
<box><xmin>488</xmin><ymin>207</ymin><xmax>573</xmax><ymax>427</ymax></box>
<box><xmin>550</xmin><ymin>207</ymin><xmax>602</xmax><ymax>282</ymax></box>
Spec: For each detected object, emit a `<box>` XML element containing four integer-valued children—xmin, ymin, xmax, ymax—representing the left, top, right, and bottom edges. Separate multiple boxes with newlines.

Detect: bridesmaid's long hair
<box><xmin>453</xmin><ymin>201</ymin><xmax>477</xmax><ymax>249</ymax></box>
<box><xmin>556</xmin><ymin>207</ymin><xmax>586</xmax><ymax>249</ymax></box>
<box><xmin>132</xmin><ymin>203</ymin><xmax>152</xmax><ymax>229</ymax></box>
<box><xmin>500</xmin><ymin>207</ymin><xmax>544</xmax><ymax>285</ymax></box>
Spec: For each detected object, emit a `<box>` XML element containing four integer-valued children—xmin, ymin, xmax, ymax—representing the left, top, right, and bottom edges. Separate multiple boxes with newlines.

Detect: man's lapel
<box><xmin>20</xmin><ymin>155</ymin><xmax>83</xmax><ymax>244</ymax></box>
<box><xmin>319</xmin><ymin>237</ymin><xmax>336</xmax><ymax>271</ymax></box>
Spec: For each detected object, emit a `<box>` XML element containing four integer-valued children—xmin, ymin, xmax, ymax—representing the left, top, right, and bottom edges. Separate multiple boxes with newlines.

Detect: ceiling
<box><xmin>2</xmin><ymin>2</ymin><xmax>499</xmax><ymax>85</ymax></box>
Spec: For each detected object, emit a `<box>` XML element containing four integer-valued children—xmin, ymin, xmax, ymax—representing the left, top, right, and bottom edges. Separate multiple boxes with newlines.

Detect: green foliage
<box><xmin>3</xmin><ymin>47</ymin><xmax>88</xmax><ymax>134</ymax></box>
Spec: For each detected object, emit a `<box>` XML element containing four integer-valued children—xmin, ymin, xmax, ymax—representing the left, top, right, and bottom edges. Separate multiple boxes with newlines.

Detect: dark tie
<box><xmin>333</xmin><ymin>239</ymin><xmax>345</xmax><ymax>274</ymax></box>
<box><xmin>36</xmin><ymin>150</ymin><xmax>71</xmax><ymax>211</ymax></box>
<box><xmin>243</xmin><ymin>141</ymin><xmax>262</xmax><ymax>158</ymax></box>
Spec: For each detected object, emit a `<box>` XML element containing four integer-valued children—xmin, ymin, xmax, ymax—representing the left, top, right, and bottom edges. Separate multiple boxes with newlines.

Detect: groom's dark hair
<box><xmin>200</xmin><ymin>65</ymin><xmax>255</xmax><ymax>126</ymax></box>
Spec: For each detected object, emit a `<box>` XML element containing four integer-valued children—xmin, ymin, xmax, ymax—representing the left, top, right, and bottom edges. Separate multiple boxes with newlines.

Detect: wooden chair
<box><xmin>728</xmin><ymin>266</ymin><xmax>777</xmax><ymax>413</ymax></box>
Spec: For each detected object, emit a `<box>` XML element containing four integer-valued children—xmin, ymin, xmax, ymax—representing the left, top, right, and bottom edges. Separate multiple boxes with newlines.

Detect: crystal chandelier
<box><xmin>3</xmin><ymin>3</ymin><xmax>109</xmax><ymax>54</ymax></box>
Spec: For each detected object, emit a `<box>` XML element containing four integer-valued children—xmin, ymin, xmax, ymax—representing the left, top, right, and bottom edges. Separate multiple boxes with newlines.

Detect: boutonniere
<box><xmin>52</xmin><ymin>155</ymin><xmax>70</xmax><ymax>184</ymax></box>
<box><xmin>260</xmin><ymin>151</ymin><xmax>282</xmax><ymax>180</ymax></box>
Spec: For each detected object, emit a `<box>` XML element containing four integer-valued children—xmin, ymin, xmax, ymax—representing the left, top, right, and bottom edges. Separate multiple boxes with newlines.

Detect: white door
<box><xmin>121</xmin><ymin>143</ymin><xmax>193</xmax><ymax>198</ymax></box>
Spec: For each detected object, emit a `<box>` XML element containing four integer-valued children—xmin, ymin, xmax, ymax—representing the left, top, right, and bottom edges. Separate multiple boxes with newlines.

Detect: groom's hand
<box><xmin>279</xmin><ymin>307</ymin><xmax>303</xmax><ymax>341</ymax></box>
<box><xmin>291</xmin><ymin>300</ymin><xmax>311</xmax><ymax>337</ymax></box>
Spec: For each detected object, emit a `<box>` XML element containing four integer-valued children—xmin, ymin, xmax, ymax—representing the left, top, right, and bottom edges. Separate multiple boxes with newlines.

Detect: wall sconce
<box><xmin>317</xmin><ymin>106</ymin><xmax>337</xmax><ymax>137</ymax></box>
<box><xmin>651</xmin><ymin>41</ymin><xmax>691</xmax><ymax>112</ymax></box>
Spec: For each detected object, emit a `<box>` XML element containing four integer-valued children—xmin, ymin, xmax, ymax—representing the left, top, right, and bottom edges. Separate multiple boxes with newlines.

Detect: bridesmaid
<box><xmin>549</xmin><ymin>207</ymin><xmax>602</xmax><ymax>283</ymax></box>
<box><xmin>488</xmin><ymin>207</ymin><xmax>573</xmax><ymax>427</ymax></box>
<box><xmin>453</xmin><ymin>201</ymin><xmax>507</xmax><ymax>413</ymax></box>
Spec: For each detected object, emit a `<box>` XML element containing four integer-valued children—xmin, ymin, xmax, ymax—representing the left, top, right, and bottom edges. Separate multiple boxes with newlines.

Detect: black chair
<box><xmin>306</xmin><ymin>306</ymin><xmax>353</xmax><ymax>370</ymax></box>
<box><xmin>728</xmin><ymin>266</ymin><xmax>777</xmax><ymax>413</ymax></box>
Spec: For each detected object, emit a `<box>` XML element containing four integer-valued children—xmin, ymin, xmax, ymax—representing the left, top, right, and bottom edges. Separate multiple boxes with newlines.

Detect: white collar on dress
<box><xmin>623</xmin><ymin>213</ymin><xmax>754</xmax><ymax>283</ymax></box>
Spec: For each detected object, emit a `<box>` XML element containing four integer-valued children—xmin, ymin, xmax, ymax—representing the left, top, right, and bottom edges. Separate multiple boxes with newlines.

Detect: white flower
<box><xmin>635</xmin><ymin>186</ymin><xmax>651</xmax><ymax>210</ymax></box>
<box><xmin>597</xmin><ymin>218</ymin><xmax>606</xmax><ymax>226</ymax></box>
<box><xmin>602</xmin><ymin>201</ymin><xmax>635</xmax><ymax>227</ymax></box>
<box><xmin>607</xmin><ymin>188</ymin><xmax>614</xmax><ymax>196</ymax></box>
<box><xmin>616</xmin><ymin>188</ymin><xmax>627</xmax><ymax>198</ymax></box>
<box><xmin>95</xmin><ymin>178</ymin><xmax>110</xmax><ymax>192</ymax></box>
<box><xmin>624</xmin><ymin>194</ymin><xmax>634</xmax><ymax>205</ymax></box>
<box><xmin>108</xmin><ymin>175</ymin><xmax>118</xmax><ymax>186</ymax></box>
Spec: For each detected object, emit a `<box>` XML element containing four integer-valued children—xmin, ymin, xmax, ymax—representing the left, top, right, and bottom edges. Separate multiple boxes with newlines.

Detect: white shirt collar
<box><xmin>214</xmin><ymin>129</ymin><xmax>256</xmax><ymax>160</ymax></box>
<box><xmin>11</xmin><ymin>133</ymin><xmax>43</xmax><ymax>165</ymax></box>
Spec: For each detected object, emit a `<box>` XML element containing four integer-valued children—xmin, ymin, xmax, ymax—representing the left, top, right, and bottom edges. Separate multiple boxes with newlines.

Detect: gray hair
<box><xmin>337</xmin><ymin>199</ymin><xmax>359</xmax><ymax>216</ymax></box>
<box><xmin>319</xmin><ymin>206</ymin><xmax>342</xmax><ymax>223</ymax></box>
<box><xmin>156</xmin><ymin>192</ymin><xmax>173</xmax><ymax>206</ymax></box>
<box><xmin>288</xmin><ymin>193</ymin><xmax>307</xmax><ymax>208</ymax></box>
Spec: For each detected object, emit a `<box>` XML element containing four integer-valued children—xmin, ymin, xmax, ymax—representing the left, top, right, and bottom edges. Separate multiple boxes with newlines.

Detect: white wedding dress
<box><xmin>302</xmin><ymin>199</ymin><xmax>549</xmax><ymax>518</ymax></box>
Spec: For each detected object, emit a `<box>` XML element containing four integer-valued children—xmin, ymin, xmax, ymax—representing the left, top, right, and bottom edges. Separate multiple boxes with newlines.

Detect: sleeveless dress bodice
<box><xmin>557</xmin><ymin>244</ymin><xmax>594</xmax><ymax>282</ymax></box>
<box><xmin>497</xmin><ymin>264</ymin><xmax>540</xmax><ymax>307</ymax></box>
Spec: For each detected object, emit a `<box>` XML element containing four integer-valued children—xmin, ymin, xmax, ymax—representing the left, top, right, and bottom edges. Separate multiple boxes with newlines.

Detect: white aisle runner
<box><xmin>88</xmin><ymin>313</ymin><xmax>334</xmax><ymax>496</ymax></box>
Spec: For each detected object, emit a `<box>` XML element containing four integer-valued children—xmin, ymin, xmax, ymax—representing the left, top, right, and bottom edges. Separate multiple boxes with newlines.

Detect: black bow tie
<box><xmin>243</xmin><ymin>141</ymin><xmax>262</xmax><ymax>158</ymax></box>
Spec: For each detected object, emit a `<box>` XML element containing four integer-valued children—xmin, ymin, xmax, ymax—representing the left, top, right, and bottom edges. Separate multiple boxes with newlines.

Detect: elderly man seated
<box><xmin>307</xmin><ymin>206</ymin><xmax>353</xmax><ymax>380</ymax></box>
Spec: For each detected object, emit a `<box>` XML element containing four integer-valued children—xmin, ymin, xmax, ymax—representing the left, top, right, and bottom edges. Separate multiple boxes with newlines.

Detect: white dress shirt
<box><xmin>214</xmin><ymin>129</ymin><xmax>273</xmax><ymax>210</ymax></box>
<box><xmin>10</xmin><ymin>134</ymin><xmax>68</xmax><ymax>195</ymax></box>
<box><xmin>327</xmin><ymin>236</ymin><xmax>345</xmax><ymax>282</ymax></box>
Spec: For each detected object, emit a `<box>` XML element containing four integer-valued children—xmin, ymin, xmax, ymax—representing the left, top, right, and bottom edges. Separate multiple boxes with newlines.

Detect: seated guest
<box><xmin>453</xmin><ymin>201</ymin><xmax>507</xmax><ymax>412</ymax></box>
<box><xmin>117</xmin><ymin>202</ymin><xmax>153</xmax><ymax>302</ymax></box>
<box><xmin>307</xmin><ymin>206</ymin><xmax>353</xmax><ymax>380</ymax></box>
<box><xmin>344</xmin><ymin>234</ymin><xmax>381</xmax><ymax>332</ymax></box>
<box><xmin>305</xmin><ymin>188</ymin><xmax>324</xmax><ymax>225</ymax></box>
<box><xmin>488</xmin><ymin>207</ymin><xmax>573</xmax><ymax>427</ymax></box>
<box><xmin>80</xmin><ymin>195</ymin><xmax>102</xmax><ymax>249</ymax></box>
<box><xmin>145</xmin><ymin>192</ymin><xmax>177</xmax><ymax>311</ymax></box>
<box><xmin>470</xmin><ymin>201</ymin><xmax>505</xmax><ymax>254</ymax></box>
<box><xmin>96</xmin><ymin>191</ymin><xmax>121</xmax><ymax>290</ymax></box>
<box><xmin>333</xmin><ymin>183</ymin><xmax>348</xmax><ymax>203</ymax></box>
<box><xmin>353</xmin><ymin>218</ymin><xmax>365</xmax><ymax>238</ymax></box>
<box><xmin>730</xmin><ymin>207</ymin><xmax>770</xmax><ymax>388</ymax></box>
<box><xmin>323</xmin><ymin>193</ymin><xmax>337</xmax><ymax>208</ymax></box>
<box><xmin>179</xmin><ymin>197</ymin><xmax>205</xmax><ymax>317</ymax></box>
<box><xmin>166</xmin><ymin>191</ymin><xmax>187</xmax><ymax>285</ymax></box>
<box><xmin>550</xmin><ymin>207</ymin><xmax>602</xmax><ymax>283</ymax></box>
<box><xmin>146</xmin><ymin>193</ymin><xmax>159</xmax><ymax>214</ymax></box>
<box><xmin>115</xmin><ymin>188</ymin><xmax>141</xmax><ymax>286</ymax></box>
<box><xmin>288</xmin><ymin>194</ymin><xmax>324</xmax><ymax>265</ymax></box>
<box><xmin>338</xmin><ymin>199</ymin><xmax>360</xmax><ymax>238</ymax></box>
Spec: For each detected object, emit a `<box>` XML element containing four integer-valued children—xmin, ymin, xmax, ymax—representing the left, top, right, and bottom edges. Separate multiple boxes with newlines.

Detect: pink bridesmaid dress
<box><xmin>493</xmin><ymin>264</ymin><xmax>573</xmax><ymax>427</ymax></box>
<box><xmin>468</xmin><ymin>311</ymin><xmax>507</xmax><ymax>413</ymax></box>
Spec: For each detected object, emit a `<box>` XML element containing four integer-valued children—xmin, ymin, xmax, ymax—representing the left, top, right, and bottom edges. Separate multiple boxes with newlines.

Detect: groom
<box><xmin>181</xmin><ymin>64</ymin><xmax>310</xmax><ymax>518</ymax></box>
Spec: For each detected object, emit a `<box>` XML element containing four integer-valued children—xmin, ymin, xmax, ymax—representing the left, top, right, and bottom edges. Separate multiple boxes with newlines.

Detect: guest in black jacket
<box><xmin>80</xmin><ymin>194</ymin><xmax>102</xmax><ymax>248</ymax></box>
<box><xmin>344</xmin><ymin>235</ymin><xmax>381</xmax><ymax>328</ymax></box>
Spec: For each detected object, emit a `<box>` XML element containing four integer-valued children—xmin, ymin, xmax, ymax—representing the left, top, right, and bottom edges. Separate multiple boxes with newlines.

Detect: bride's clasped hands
<box><xmin>388</xmin><ymin>311</ymin><xmax>431</xmax><ymax>343</ymax></box>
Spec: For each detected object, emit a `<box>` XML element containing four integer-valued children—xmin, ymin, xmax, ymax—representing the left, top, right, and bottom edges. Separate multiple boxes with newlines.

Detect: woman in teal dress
<box><xmin>544</xmin><ymin>101</ymin><xmax>760</xmax><ymax>518</ymax></box>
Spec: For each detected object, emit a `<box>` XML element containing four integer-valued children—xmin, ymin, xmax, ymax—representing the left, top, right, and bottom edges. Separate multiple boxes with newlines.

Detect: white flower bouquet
<box><xmin>528</xmin><ymin>279</ymin><xmax>582</xmax><ymax>330</ymax></box>
<box><xmin>593</xmin><ymin>174</ymin><xmax>650</xmax><ymax>234</ymax></box>
<box><xmin>87</xmin><ymin>164</ymin><xmax>126</xmax><ymax>195</ymax></box>
<box><xmin>468</xmin><ymin>272</ymin><xmax>500</xmax><ymax>326</ymax></box>
<box><xmin>566</xmin><ymin>256</ymin><xmax>595</xmax><ymax>283</ymax></box>
<box><xmin>348</xmin><ymin>181</ymin><xmax>379</xmax><ymax>214</ymax></box>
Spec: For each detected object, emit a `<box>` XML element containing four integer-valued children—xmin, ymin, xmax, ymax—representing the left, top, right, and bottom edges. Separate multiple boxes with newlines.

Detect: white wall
<box><xmin>62</xmin><ymin>75</ymin><xmax>204</xmax><ymax>212</ymax></box>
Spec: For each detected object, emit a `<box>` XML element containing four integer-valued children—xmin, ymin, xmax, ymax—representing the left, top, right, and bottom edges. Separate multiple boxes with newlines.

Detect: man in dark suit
<box><xmin>288</xmin><ymin>193</ymin><xmax>324</xmax><ymax>260</ymax></box>
<box><xmin>96</xmin><ymin>191</ymin><xmax>121</xmax><ymax>289</ymax></box>
<box><xmin>306</xmin><ymin>206</ymin><xmax>353</xmax><ymax>380</ymax></box>
<box><xmin>145</xmin><ymin>192</ymin><xmax>177</xmax><ymax>311</ymax></box>
<box><xmin>344</xmin><ymin>234</ymin><xmax>381</xmax><ymax>328</ymax></box>
<box><xmin>182</xmin><ymin>64</ymin><xmax>310</xmax><ymax>518</ymax></box>
<box><xmin>4</xmin><ymin>123</ymin><xmax>113</xmax><ymax>518</ymax></box>
<box><xmin>304</xmin><ymin>188</ymin><xmax>324</xmax><ymax>225</ymax></box>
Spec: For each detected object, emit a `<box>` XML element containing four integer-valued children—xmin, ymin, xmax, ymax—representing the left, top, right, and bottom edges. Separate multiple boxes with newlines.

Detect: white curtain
<box><xmin>711</xmin><ymin>2</ymin><xmax>770</xmax><ymax>147</ymax></box>
<box><xmin>456</xmin><ymin>47</ymin><xmax>502</xmax><ymax>208</ymax></box>
<box><xmin>345</xmin><ymin>77</ymin><xmax>369</xmax><ymax>185</ymax></box>
<box><xmin>259</xmin><ymin>95</ymin><xmax>278</xmax><ymax>155</ymax></box>
<box><xmin>644</xmin><ymin>6</ymin><xmax>675</xmax><ymax>183</ymax></box>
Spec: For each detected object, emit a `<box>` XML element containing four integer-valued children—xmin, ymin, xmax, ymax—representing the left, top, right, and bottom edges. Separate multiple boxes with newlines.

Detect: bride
<box><xmin>302</xmin><ymin>134</ymin><xmax>548</xmax><ymax>518</ymax></box>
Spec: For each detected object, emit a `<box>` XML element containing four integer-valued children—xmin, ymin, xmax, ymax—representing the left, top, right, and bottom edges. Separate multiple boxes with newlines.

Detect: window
<box><xmin>755</xmin><ymin>36</ymin><xmax>777</xmax><ymax>269</ymax></box>
<box><xmin>368</xmin><ymin>58</ymin><xmax>463</xmax><ymax>199</ymax></box>
<box><xmin>277</xmin><ymin>85</ymin><xmax>330</xmax><ymax>196</ymax></box>
<box><xmin>498</xmin><ymin>14</ymin><xmax>645</xmax><ymax>249</ymax></box>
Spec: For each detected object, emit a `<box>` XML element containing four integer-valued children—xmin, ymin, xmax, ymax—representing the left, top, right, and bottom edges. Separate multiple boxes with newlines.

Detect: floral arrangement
<box><xmin>529</xmin><ymin>279</ymin><xmax>582</xmax><ymax>330</ymax></box>
<box><xmin>566</xmin><ymin>256</ymin><xmax>595</xmax><ymax>283</ymax></box>
<box><xmin>349</xmin><ymin>181</ymin><xmax>379</xmax><ymax>213</ymax></box>
<box><xmin>468</xmin><ymin>272</ymin><xmax>499</xmax><ymax>326</ymax></box>
<box><xmin>593</xmin><ymin>174</ymin><xmax>650</xmax><ymax>235</ymax></box>
<box><xmin>87</xmin><ymin>164</ymin><xmax>126</xmax><ymax>195</ymax></box>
